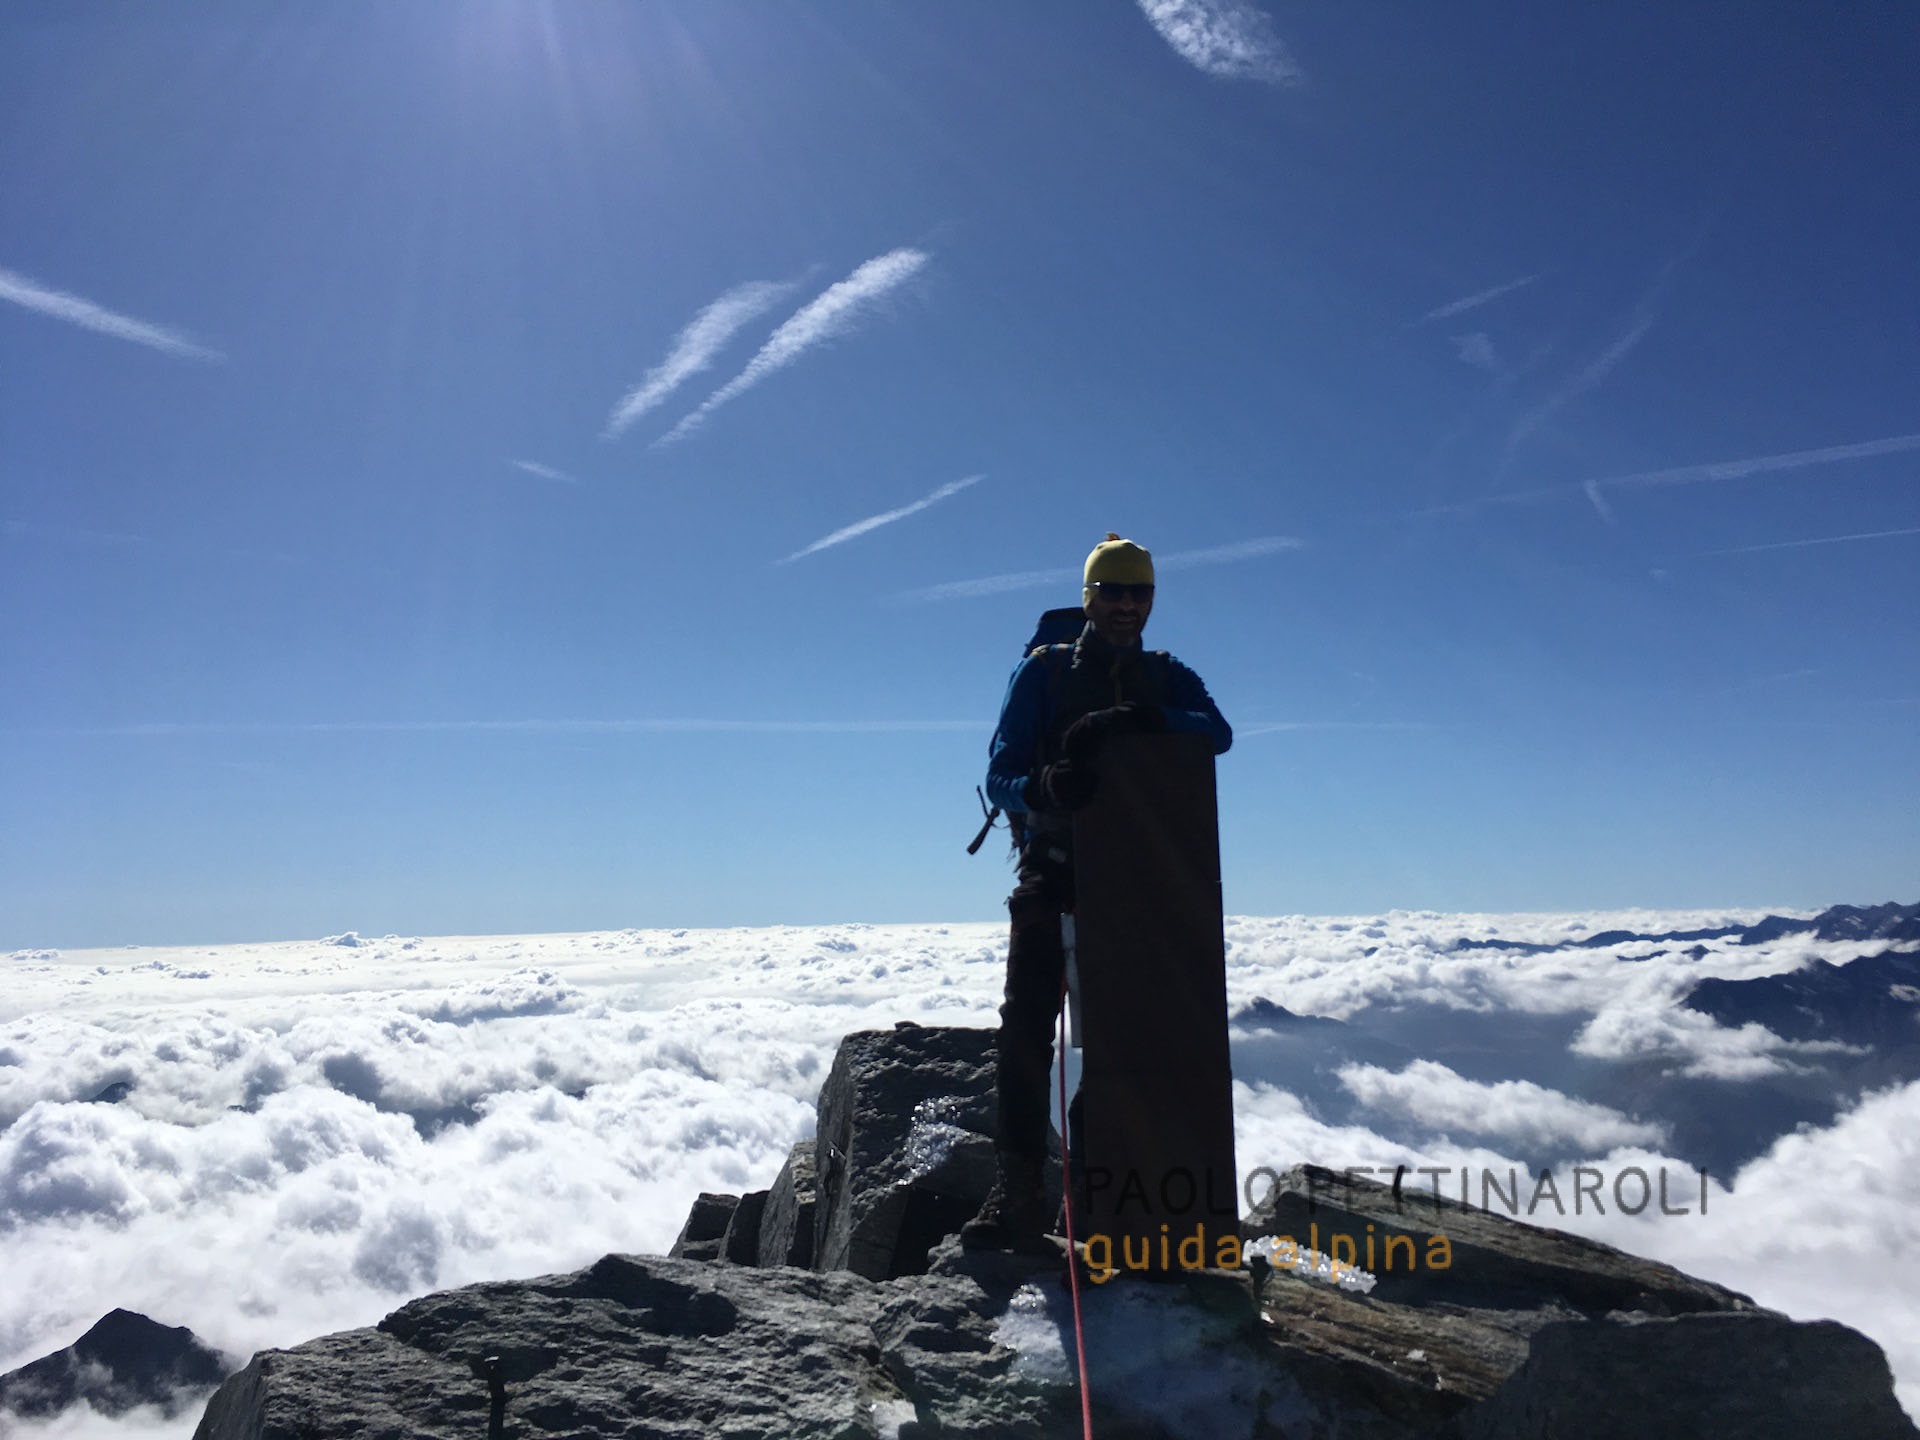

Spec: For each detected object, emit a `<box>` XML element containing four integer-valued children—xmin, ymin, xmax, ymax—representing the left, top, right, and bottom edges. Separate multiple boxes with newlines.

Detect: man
<box><xmin>961</xmin><ymin>533</ymin><xmax>1232</xmax><ymax>1251</ymax></box>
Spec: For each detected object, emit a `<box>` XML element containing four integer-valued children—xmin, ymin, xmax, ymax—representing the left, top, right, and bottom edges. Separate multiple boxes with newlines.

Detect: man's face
<box><xmin>1085</xmin><ymin>581</ymin><xmax>1154</xmax><ymax>647</ymax></box>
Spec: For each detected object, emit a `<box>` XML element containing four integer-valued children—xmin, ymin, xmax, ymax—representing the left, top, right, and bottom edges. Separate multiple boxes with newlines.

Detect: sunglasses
<box><xmin>1089</xmin><ymin>582</ymin><xmax>1155</xmax><ymax>603</ymax></box>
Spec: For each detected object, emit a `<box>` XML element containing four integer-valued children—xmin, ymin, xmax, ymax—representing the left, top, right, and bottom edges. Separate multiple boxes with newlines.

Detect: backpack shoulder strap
<box><xmin>1034</xmin><ymin>642</ymin><xmax>1073</xmax><ymax>714</ymax></box>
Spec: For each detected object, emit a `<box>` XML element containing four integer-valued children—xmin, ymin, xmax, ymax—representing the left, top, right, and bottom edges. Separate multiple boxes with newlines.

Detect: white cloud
<box><xmin>1156</xmin><ymin>536</ymin><xmax>1303</xmax><ymax>569</ymax></box>
<box><xmin>1236</xmin><ymin>720</ymin><xmax>1438</xmax><ymax>736</ymax></box>
<box><xmin>0</xmin><ymin>267</ymin><xmax>223</xmax><ymax>362</ymax></box>
<box><xmin>1606</xmin><ymin>432</ymin><xmax>1920</xmax><ymax>491</ymax></box>
<box><xmin>1570</xmin><ymin>999</ymin><xmax>1861</xmax><ymax>1081</ymax></box>
<box><xmin>602</xmin><ymin>280</ymin><xmax>793</xmax><ymax>438</ymax></box>
<box><xmin>1336</xmin><ymin>1058</ymin><xmax>1667</xmax><ymax>1152</ymax></box>
<box><xmin>779</xmin><ymin>474</ymin><xmax>983</xmax><ymax>565</ymax></box>
<box><xmin>1135</xmin><ymin>0</ymin><xmax>1302</xmax><ymax>85</ymax></box>
<box><xmin>1505</xmin><ymin>294</ymin><xmax>1659</xmax><ymax>459</ymax></box>
<box><xmin>1568</xmin><ymin>1082</ymin><xmax>1920</xmax><ymax>1422</ymax></box>
<box><xmin>898</xmin><ymin>535</ymin><xmax>1300</xmax><ymax>602</ymax></box>
<box><xmin>5</xmin><ymin>911</ymin><xmax>1917</xmax><ymax>1426</ymax></box>
<box><xmin>895</xmin><ymin>567</ymin><xmax>1080</xmax><ymax>603</ymax></box>
<box><xmin>1418</xmin><ymin>429</ymin><xmax>1920</xmax><ymax>518</ymax></box>
<box><xmin>1415</xmin><ymin>274</ymin><xmax>1541</xmax><ymax>326</ymax></box>
<box><xmin>657</xmin><ymin>250</ymin><xmax>929</xmax><ymax>445</ymax></box>
<box><xmin>507</xmin><ymin>459</ymin><xmax>579</xmax><ymax>484</ymax></box>
<box><xmin>1452</xmin><ymin>332</ymin><xmax>1501</xmax><ymax>373</ymax></box>
<box><xmin>1695</xmin><ymin>525</ymin><xmax>1920</xmax><ymax>558</ymax></box>
<box><xmin>44</xmin><ymin>718</ymin><xmax>980</xmax><ymax>739</ymax></box>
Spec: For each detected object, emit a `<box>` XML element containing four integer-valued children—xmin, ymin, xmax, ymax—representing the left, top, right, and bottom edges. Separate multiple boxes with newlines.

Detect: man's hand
<box><xmin>1027</xmin><ymin>758</ymin><xmax>1097</xmax><ymax>811</ymax></box>
<box><xmin>1062</xmin><ymin>703</ymin><xmax>1167</xmax><ymax>762</ymax></box>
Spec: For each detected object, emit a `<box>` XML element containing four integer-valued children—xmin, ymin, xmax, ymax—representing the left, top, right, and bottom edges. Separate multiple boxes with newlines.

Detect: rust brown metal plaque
<box><xmin>1073</xmin><ymin>732</ymin><xmax>1238</xmax><ymax>1275</ymax></box>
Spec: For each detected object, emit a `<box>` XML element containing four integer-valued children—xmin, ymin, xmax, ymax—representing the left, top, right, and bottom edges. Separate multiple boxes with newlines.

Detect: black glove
<box><xmin>1027</xmin><ymin>758</ymin><xmax>1098</xmax><ymax>811</ymax></box>
<box><xmin>1062</xmin><ymin>703</ymin><xmax>1167</xmax><ymax>762</ymax></box>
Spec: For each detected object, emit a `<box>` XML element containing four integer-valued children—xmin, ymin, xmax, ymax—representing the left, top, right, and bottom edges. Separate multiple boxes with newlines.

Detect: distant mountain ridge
<box><xmin>1232</xmin><ymin>901</ymin><xmax>1920</xmax><ymax>1179</ymax></box>
<box><xmin>1446</xmin><ymin>900</ymin><xmax>1920</xmax><ymax>957</ymax></box>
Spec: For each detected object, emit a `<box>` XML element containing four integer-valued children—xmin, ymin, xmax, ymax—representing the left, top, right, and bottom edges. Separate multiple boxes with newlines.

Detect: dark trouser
<box><xmin>996</xmin><ymin>845</ymin><xmax>1078</xmax><ymax>1163</ymax></box>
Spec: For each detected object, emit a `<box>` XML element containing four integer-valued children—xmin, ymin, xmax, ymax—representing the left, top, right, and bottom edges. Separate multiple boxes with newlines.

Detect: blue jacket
<box><xmin>985</xmin><ymin>623</ymin><xmax>1231</xmax><ymax>818</ymax></box>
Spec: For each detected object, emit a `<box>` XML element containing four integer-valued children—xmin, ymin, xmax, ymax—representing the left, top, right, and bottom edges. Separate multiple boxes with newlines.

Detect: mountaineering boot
<box><xmin>960</xmin><ymin>1151</ymin><xmax>1051</xmax><ymax>1254</ymax></box>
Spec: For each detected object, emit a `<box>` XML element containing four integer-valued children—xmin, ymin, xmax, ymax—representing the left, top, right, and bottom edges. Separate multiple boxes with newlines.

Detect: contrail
<box><xmin>896</xmin><ymin>567</ymin><xmax>1080</xmax><ymax>603</ymax></box>
<box><xmin>1238</xmin><ymin>721</ymin><xmax>1440</xmax><ymax>736</ymax></box>
<box><xmin>1415</xmin><ymin>274</ymin><xmax>1540</xmax><ymax>326</ymax></box>
<box><xmin>1415</xmin><ymin>432</ymin><xmax>1920</xmax><ymax>519</ymax></box>
<box><xmin>898</xmin><ymin>535</ymin><xmax>1301</xmax><ymax>602</ymax></box>
<box><xmin>1136</xmin><ymin>0</ymin><xmax>1302</xmax><ymax>84</ymax></box>
<box><xmin>1156</xmin><ymin>536</ymin><xmax>1302</xmax><ymax>569</ymax></box>
<box><xmin>508</xmin><ymin>460</ymin><xmax>579</xmax><ymax>484</ymax></box>
<box><xmin>0</xmin><ymin>266</ymin><xmax>223</xmax><ymax>361</ymax></box>
<box><xmin>657</xmin><ymin>249</ymin><xmax>929</xmax><ymax>445</ymax></box>
<box><xmin>779</xmin><ymin>474</ymin><xmax>983</xmax><ymax>564</ymax></box>
<box><xmin>1605</xmin><ymin>433</ymin><xmax>1920</xmax><ymax>491</ymax></box>
<box><xmin>49</xmin><ymin>718</ymin><xmax>982</xmax><ymax>738</ymax></box>
<box><xmin>1505</xmin><ymin>294</ymin><xmax>1659</xmax><ymax>459</ymax></box>
<box><xmin>1696</xmin><ymin>525</ymin><xmax>1920</xmax><ymax>557</ymax></box>
<box><xmin>603</xmin><ymin>280</ymin><xmax>792</xmax><ymax>438</ymax></box>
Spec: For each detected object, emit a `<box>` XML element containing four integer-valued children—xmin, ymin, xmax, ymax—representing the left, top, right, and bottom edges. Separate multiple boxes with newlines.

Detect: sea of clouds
<box><xmin>3</xmin><ymin>909</ymin><xmax>1916</xmax><ymax>1435</ymax></box>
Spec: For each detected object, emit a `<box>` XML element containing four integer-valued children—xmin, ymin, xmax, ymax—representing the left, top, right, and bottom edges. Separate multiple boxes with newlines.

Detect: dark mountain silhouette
<box><xmin>0</xmin><ymin>1308</ymin><xmax>229</xmax><ymax>1420</ymax></box>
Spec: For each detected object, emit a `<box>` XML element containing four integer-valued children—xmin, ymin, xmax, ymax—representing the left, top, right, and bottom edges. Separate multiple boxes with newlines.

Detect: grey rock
<box><xmin>722</xmin><ymin>1188</ymin><xmax>769</xmax><ymax>1265</ymax></box>
<box><xmin>1437</xmin><ymin>1311</ymin><xmax>1920</xmax><ymax>1439</ymax></box>
<box><xmin>1</xmin><ymin>1308</ymin><xmax>229</xmax><ymax>1420</ymax></box>
<box><xmin>812</xmin><ymin>1024</ymin><xmax>1013</xmax><ymax>1280</ymax></box>
<box><xmin>190</xmin><ymin>1245</ymin><xmax>1307</xmax><ymax>1440</ymax></box>
<box><xmin>666</xmin><ymin>1191</ymin><xmax>739</xmax><ymax>1262</ymax></box>
<box><xmin>192</xmin><ymin>1255</ymin><xmax>897</xmax><ymax>1440</ymax></box>
<box><xmin>1243</xmin><ymin>1163</ymin><xmax>1751</xmax><ymax>1317</ymax></box>
<box><xmin>184</xmin><ymin>1030</ymin><xmax>1920</xmax><ymax>1440</ymax></box>
<box><xmin>758</xmin><ymin>1139</ymin><xmax>819</xmax><ymax>1268</ymax></box>
<box><xmin>1232</xmin><ymin>1163</ymin><xmax>1763</xmax><ymax>1433</ymax></box>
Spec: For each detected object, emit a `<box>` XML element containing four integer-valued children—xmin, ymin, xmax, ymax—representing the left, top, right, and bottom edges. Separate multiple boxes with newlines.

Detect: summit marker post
<box><xmin>1072</xmin><ymin>732</ymin><xmax>1237</xmax><ymax>1272</ymax></box>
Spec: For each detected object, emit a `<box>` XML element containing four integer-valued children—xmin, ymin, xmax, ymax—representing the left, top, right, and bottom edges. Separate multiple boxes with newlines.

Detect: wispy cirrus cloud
<box><xmin>1452</xmin><ymin>332</ymin><xmax>1502</xmax><ymax>374</ymax></box>
<box><xmin>897</xmin><ymin>567</ymin><xmax>1079</xmax><ymax>603</ymax></box>
<box><xmin>44</xmin><ymin>718</ymin><xmax>980</xmax><ymax>739</ymax></box>
<box><xmin>2</xmin><ymin>517</ymin><xmax>297</xmax><ymax>566</ymax></box>
<box><xmin>779</xmin><ymin>474</ymin><xmax>983</xmax><ymax>565</ymax></box>
<box><xmin>1419</xmin><ymin>430</ymin><xmax>1920</xmax><ymax>518</ymax></box>
<box><xmin>1156</xmin><ymin>536</ymin><xmax>1302</xmax><ymax>569</ymax></box>
<box><xmin>507</xmin><ymin>459</ymin><xmax>579</xmax><ymax>485</ymax></box>
<box><xmin>0</xmin><ymin>266</ymin><xmax>223</xmax><ymax>362</ymax></box>
<box><xmin>1604</xmin><ymin>432</ymin><xmax>1920</xmax><ymax>493</ymax></box>
<box><xmin>1238</xmin><ymin>721</ymin><xmax>1440</xmax><ymax>737</ymax></box>
<box><xmin>1414</xmin><ymin>273</ymin><xmax>1540</xmax><ymax>326</ymax></box>
<box><xmin>1694</xmin><ymin>525</ymin><xmax>1920</xmax><ymax>558</ymax></box>
<box><xmin>603</xmin><ymin>280</ymin><xmax>793</xmax><ymax>439</ymax></box>
<box><xmin>1504</xmin><ymin>290</ymin><xmax>1662</xmax><ymax>460</ymax></box>
<box><xmin>657</xmin><ymin>250</ymin><xmax>929</xmax><ymax>447</ymax></box>
<box><xmin>1136</xmin><ymin>0</ymin><xmax>1302</xmax><ymax>84</ymax></box>
<box><xmin>897</xmin><ymin>535</ymin><xmax>1301</xmax><ymax>602</ymax></box>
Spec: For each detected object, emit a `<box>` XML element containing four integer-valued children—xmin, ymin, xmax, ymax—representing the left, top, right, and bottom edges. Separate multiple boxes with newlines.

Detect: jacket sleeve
<box><xmin>985</xmin><ymin>656</ymin><xmax>1049</xmax><ymax>814</ymax></box>
<box><xmin>1163</xmin><ymin>658</ymin><xmax>1232</xmax><ymax>756</ymax></box>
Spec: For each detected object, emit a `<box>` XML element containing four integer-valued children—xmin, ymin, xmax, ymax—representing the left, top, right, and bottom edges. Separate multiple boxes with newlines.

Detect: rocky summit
<box><xmin>188</xmin><ymin>1021</ymin><xmax>1917</xmax><ymax>1439</ymax></box>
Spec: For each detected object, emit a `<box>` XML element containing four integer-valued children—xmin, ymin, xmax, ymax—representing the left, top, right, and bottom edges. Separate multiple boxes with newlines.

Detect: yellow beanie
<box><xmin>1083</xmin><ymin>532</ymin><xmax>1154</xmax><ymax>604</ymax></box>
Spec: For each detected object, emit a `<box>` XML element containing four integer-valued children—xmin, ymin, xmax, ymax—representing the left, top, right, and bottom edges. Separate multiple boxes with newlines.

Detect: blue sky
<box><xmin>4</xmin><ymin>1</ymin><xmax>1916</xmax><ymax>948</ymax></box>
